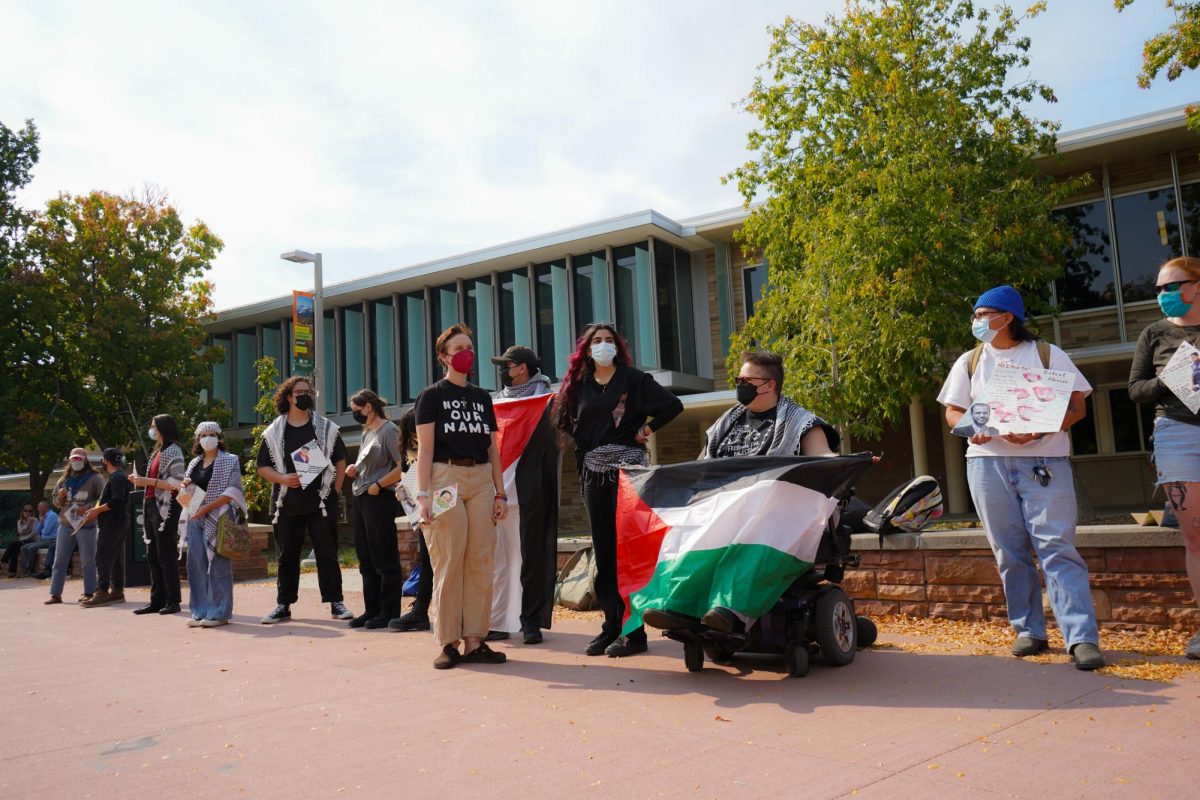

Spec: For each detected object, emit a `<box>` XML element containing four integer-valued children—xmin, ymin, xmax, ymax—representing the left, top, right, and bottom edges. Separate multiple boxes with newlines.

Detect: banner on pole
<box><xmin>292</xmin><ymin>290</ymin><xmax>315</xmax><ymax>373</ymax></box>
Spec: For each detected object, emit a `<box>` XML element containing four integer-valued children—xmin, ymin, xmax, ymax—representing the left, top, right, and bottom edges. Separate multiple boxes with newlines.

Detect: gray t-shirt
<box><xmin>352</xmin><ymin>420</ymin><xmax>404</xmax><ymax>496</ymax></box>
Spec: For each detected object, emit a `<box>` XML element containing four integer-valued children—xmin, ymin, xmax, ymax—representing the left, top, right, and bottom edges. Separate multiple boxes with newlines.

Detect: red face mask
<box><xmin>449</xmin><ymin>349</ymin><xmax>475</xmax><ymax>374</ymax></box>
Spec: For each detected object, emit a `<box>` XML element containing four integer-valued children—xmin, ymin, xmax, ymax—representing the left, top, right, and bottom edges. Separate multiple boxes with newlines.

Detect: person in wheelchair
<box><xmin>643</xmin><ymin>351</ymin><xmax>840</xmax><ymax>637</ymax></box>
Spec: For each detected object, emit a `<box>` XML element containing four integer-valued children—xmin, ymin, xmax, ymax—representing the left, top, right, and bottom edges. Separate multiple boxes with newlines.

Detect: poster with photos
<box><xmin>974</xmin><ymin>362</ymin><xmax>1074</xmax><ymax>435</ymax></box>
<box><xmin>1158</xmin><ymin>339</ymin><xmax>1200</xmax><ymax>414</ymax></box>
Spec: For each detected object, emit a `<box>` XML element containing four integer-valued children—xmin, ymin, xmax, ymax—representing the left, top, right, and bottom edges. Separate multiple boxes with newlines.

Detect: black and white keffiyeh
<box><xmin>261</xmin><ymin>413</ymin><xmax>339</xmax><ymax>522</ymax></box>
<box><xmin>702</xmin><ymin>397</ymin><xmax>835</xmax><ymax>459</ymax></box>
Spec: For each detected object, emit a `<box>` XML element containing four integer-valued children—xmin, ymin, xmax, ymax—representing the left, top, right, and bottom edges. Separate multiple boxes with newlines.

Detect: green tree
<box><xmin>23</xmin><ymin>189</ymin><xmax>224</xmax><ymax>452</ymax></box>
<box><xmin>243</xmin><ymin>356</ymin><xmax>281</xmax><ymax>514</ymax></box>
<box><xmin>1116</xmin><ymin>1</ymin><xmax>1200</xmax><ymax>130</ymax></box>
<box><xmin>725</xmin><ymin>0</ymin><xmax>1082</xmax><ymax>439</ymax></box>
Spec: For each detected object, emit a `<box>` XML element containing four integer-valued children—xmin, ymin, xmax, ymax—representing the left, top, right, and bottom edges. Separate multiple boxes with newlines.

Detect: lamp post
<box><xmin>280</xmin><ymin>249</ymin><xmax>324</xmax><ymax>416</ymax></box>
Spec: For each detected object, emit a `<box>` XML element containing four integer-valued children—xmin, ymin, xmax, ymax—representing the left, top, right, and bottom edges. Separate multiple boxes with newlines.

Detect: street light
<box><xmin>280</xmin><ymin>249</ymin><xmax>325</xmax><ymax>416</ymax></box>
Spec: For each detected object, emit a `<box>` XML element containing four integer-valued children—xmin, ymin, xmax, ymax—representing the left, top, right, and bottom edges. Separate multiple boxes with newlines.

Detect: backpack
<box><xmin>863</xmin><ymin>476</ymin><xmax>944</xmax><ymax>534</ymax></box>
<box><xmin>554</xmin><ymin>545</ymin><xmax>599</xmax><ymax>611</ymax></box>
<box><xmin>966</xmin><ymin>340</ymin><xmax>1051</xmax><ymax>378</ymax></box>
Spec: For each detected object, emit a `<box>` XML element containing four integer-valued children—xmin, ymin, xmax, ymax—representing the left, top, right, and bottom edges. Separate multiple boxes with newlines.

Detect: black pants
<box><xmin>274</xmin><ymin>504</ymin><xmax>343</xmax><ymax>605</ymax></box>
<box><xmin>2</xmin><ymin>541</ymin><xmax>27</xmax><ymax>574</ymax></box>
<box><xmin>352</xmin><ymin>492</ymin><xmax>403</xmax><ymax>620</ymax></box>
<box><xmin>581</xmin><ymin>471</ymin><xmax>644</xmax><ymax>642</ymax></box>
<box><xmin>145</xmin><ymin>501</ymin><xmax>182</xmax><ymax>608</ymax></box>
<box><xmin>518</xmin><ymin>492</ymin><xmax>558</xmax><ymax>632</ymax></box>
<box><xmin>411</xmin><ymin>527</ymin><xmax>433</xmax><ymax>614</ymax></box>
<box><xmin>95</xmin><ymin>522</ymin><xmax>127</xmax><ymax>592</ymax></box>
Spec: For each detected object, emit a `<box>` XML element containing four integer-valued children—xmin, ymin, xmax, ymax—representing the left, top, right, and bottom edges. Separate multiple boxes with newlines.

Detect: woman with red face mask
<box><xmin>414</xmin><ymin>323</ymin><xmax>509</xmax><ymax>669</ymax></box>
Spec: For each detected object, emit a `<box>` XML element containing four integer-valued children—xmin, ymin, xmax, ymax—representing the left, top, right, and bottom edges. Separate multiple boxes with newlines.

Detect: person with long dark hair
<box><xmin>1129</xmin><ymin>256</ymin><xmax>1200</xmax><ymax>660</ymax></box>
<box><xmin>344</xmin><ymin>388</ymin><xmax>405</xmax><ymax>629</ymax></box>
<box><xmin>938</xmin><ymin>285</ymin><xmax>1104</xmax><ymax>670</ymax></box>
<box><xmin>46</xmin><ymin>448</ymin><xmax>104</xmax><ymax>605</ymax></box>
<box><xmin>415</xmin><ymin>323</ymin><xmax>508</xmax><ymax>668</ymax></box>
<box><xmin>128</xmin><ymin>414</ymin><xmax>186</xmax><ymax>614</ymax></box>
<box><xmin>556</xmin><ymin>322</ymin><xmax>683</xmax><ymax>657</ymax></box>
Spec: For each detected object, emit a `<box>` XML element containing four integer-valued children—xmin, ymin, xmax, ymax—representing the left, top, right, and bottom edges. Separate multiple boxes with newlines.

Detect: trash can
<box><xmin>124</xmin><ymin>489</ymin><xmax>150</xmax><ymax>587</ymax></box>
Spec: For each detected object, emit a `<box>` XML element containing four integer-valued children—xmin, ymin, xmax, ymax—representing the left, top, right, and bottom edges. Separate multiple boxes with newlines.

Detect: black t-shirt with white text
<box><xmin>256</xmin><ymin>419</ymin><xmax>347</xmax><ymax>515</ymax></box>
<box><xmin>414</xmin><ymin>379</ymin><xmax>497</xmax><ymax>463</ymax></box>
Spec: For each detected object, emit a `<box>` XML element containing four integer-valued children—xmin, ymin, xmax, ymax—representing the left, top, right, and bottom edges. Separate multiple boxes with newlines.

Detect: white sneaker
<box><xmin>200</xmin><ymin>618</ymin><xmax>229</xmax><ymax>628</ymax></box>
<box><xmin>1187</xmin><ymin>631</ymin><xmax>1200</xmax><ymax>660</ymax></box>
<box><xmin>186</xmin><ymin>617</ymin><xmax>203</xmax><ymax>628</ymax></box>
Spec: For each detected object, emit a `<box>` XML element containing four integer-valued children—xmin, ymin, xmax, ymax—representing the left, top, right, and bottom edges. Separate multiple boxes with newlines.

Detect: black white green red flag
<box><xmin>617</xmin><ymin>454</ymin><xmax>873</xmax><ymax>634</ymax></box>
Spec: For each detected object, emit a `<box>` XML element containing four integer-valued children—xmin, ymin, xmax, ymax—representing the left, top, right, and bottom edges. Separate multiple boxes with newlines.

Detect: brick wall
<box><xmin>845</xmin><ymin>528</ymin><xmax>1198</xmax><ymax>632</ymax></box>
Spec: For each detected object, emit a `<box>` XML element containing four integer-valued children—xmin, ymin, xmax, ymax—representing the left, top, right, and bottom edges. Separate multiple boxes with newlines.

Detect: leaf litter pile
<box><xmin>872</xmin><ymin>615</ymin><xmax>1200</xmax><ymax>682</ymax></box>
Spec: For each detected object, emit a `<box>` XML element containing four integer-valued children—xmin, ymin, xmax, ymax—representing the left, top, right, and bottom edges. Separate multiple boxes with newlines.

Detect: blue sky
<box><xmin>1</xmin><ymin>1</ymin><xmax>1195</xmax><ymax>310</ymax></box>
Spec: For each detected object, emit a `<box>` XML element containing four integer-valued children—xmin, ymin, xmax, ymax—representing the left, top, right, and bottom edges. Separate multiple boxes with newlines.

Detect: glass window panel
<box><xmin>1182</xmin><ymin>180</ymin><xmax>1200</xmax><ymax>258</ymax></box>
<box><xmin>534</xmin><ymin>260</ymin><xmax>570</xmax><ymax>380</ymax></box>
<box><xmin>464</xmin><ymin>277</ymin><xmax>496</xmax><ymax>390</ymax></box>
<box><xmin>211</xmin><ymin>336</ymin><xmax>231</xmax><ymax>409</ymax></box>
<box><xmin>1053</xmin><ymin>202</ymin><xmax>1117</xmax><ymax>311</ymax></box>
<box><xmin>401</xmin><ymin>292</ymin><xmax>426</xmax><ymax>403</ymax></box>
<box><xmin>654</xmin><ymin>243</ymin><xmax>680</xmax><ymax>372</ymax></box>
<box><xmin>235</xmin><ymin>328</ymin><xmax>257</xmax><ymax>425</ymax></box>
<box><xmin>371</xmin><ymin>301</ymin><xmax>396</xmax><ymax>404</ymax></box>
<box><xmin>613</xmin><ymin>243</ymin><xmax>655</xmax><ymax>367</ymax></box>
<box><xmin>572</xmin><ymin>251</ymin><xmax>610</xmax><ymax>335</ymax></box>
<box><xmin>675</xmin><ymin>250</ymin><xmax>696</xmax><ymax>374</ymax></box>
<box><xmin>1070</xmin><ymin>395</ymin><xmax>1098</xmax><ymax>455</ymax></box>
<box><xmin>323</xmin><ymin>311</ymin><xmax>336</xmax><ymax>410</ymax></box>
<box><xmin>498</xmin><ymin>268</ymin><xmax>533</xmax><ymax>353</ymax></box>
<box><xmin>430</xmin><ymin>283</ymin><xmax>459</xmax><ymax>338</ymax></box>
<box><xmin>1113</xmin><ymin>187</ymin><xmax>1183</xmax><ymax>303</ymax></box>
<box><xmin>262</xmin><ymin>324</ymin><xmax>282</xmax><ymax>375</ymax></box>
<box><xmin>342</xmin><ymin>308</ymin><xmax>365</xmax><ymax>407</ymax></box>
<box><xmin>743</xmin><ymin>263</ymin><xmax>767</xmax><ymax>322</ymax></box>
<box><xmin>1108</xmin><ymin>389</ymin><xmax>1145</xmax><ymax>453</ymax></box>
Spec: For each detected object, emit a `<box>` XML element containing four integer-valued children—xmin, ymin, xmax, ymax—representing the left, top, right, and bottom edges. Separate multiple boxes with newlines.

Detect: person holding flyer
<box><xmin>938</xmin><ymin>285</ymin><xmax>1105</xmax><ymax>670</ymax></box>
<box><xmin>46</xmin><ymin>448</ymin><xmax>104</xmax><ymax>606</ymax></box>
<box><xmin>1128</xmin><ymin>256</ymin><xmax>1200</xmax><ymax>660</ymax></box>
<box><xmin>256</xmin><ymin>376</ymin><xmax>354</xmax><ymax>624</ymax></box>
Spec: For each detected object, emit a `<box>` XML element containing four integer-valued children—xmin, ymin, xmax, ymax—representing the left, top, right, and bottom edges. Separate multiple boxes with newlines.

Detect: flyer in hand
<box><xmin>290</xmin><ymin>440</ymin><xmax>330</xmax><ymax>488</ymax></box>
<box><xmin>395</xmin><ymin>470</ymin><xmax>458</xmax><ymax>525</ymax></box>
<box><xmin>973</xmin><ymin>362</ymin><xmax>1074</xmax><ymax>435</ymax></box>
<box><xmin>1158</xmin><ymin>339</ymin><xmax>1200</xmax><ymax>414</ymax></box>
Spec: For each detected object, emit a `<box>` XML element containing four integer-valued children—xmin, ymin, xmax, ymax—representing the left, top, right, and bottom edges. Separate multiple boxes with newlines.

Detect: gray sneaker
<box><xmin>1186</xmin><ymin>631</ymin><xmax>1200</xmax><ymax>661</ymax></box>
<box><xmin>1012</xmin><ymin>636</ymin><xmax>1049</xmax><ymax>657</ymax></box>
<box><xmin>330</xmin><ymin>601</ymin><xmax>354</xmax><ymax>620</ymax></box>
<box><xmin>261</xmin><ymin>604</ymin><xmax>291</xmax><ymax>624</ymax></box>
<box><xmin>1071</xmin><ymin>642</ymin><xmax>1105</xmax><ymax>671</ymax></box>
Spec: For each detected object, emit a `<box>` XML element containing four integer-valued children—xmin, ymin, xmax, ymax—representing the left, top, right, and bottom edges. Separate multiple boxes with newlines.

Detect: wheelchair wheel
<box><xmin>785</xmin><ymin>642</ymin><xmax>810</xmax><ymax>678</ymax></box>
<box><xmin>684</xmin><ymin>640</ymin><xmax>704</xmax><ymax>672</ymax></box>
<box><xmin>856</xmin><ymin>616</ymin><xmax>878</xmax><ymax>648</ymax></box>
<box><xmin>814</xmin><ymin>587</ymin><xmax>857</xmax><ymax>666</ymax></box>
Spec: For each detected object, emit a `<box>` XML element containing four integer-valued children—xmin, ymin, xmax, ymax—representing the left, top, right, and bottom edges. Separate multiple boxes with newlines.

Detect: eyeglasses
<box><xmin>1155</xmin><ymin>280</ymin><xmax>1196</xmax><ymax>294</ymax></box>
<box><xmin>291</xmin><ymin>389</ymin><xmax>312</xmax><ymax>396</ymax></box>
<box><xmin>734</xmin><ymin>376</ymin><xmax>770</xmax><ymax>387</ymax></box>
<box><xmin>971</xmin><ymin>310</ymin><xmax>1005</xmax><ymax>321</ymax></box>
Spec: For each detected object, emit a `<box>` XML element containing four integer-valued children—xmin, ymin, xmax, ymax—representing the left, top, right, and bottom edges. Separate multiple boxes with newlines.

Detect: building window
<box><xmin>1182</xmin><ymin>179</ymin><xmax>1200</xmax><ymax>257</ymax></box>
<box><xmin>400</xmin><ymin>292</ymin><xmax>426</xmax><ymax>403</ymax></box>
<box><xmin>323</xmin><ymin>310</ymin><xmax>336</xmax><ymax>411</ymax></box>
<box><xmin>429</xmin><ymin>283</ymin><xmax>460</xmax><ymax>340</ymax></box>
<box><xmin>1070</xmin><ymin>395</ymin><xmax>1098</xmax><ymax>455</ymax></box>
<box><xmin>211</xmin><ymin>336</ymin><xmax>232</xmax><ymax>409</ymax></box>
<box><xmin>464</xmin><ymin>276</ymin><xmax>497</xmax><ymax>390</ymax></box>
<box><xmin>262</xmin><ymin>323</ymin><xmax>283</xmax><ymax>377</ymax></box>
<box><xmin>498</xmin><ymin>268</ymin><xmax>533</xmax><ymax>355</ymax></box>
<box><xmin>534</xmin><ymin>259</ymin><xmax>571</xmax><ymax>380</ymax></box>
<box><xmin>235</xmin><ymin>328</ymin><xmax>257</xmax><ymax>425</ymax></box>
<box><xmin>613</xmin><ymin>242</ymin><xmax>655</xmax><ymax>368</ymax></box>
<box><xmin>1113</xmin><ymin>186</ymin><xmax>1182</xmax><ymax>303</ymax></box>
<box><xmin>572</xmin><ymin>251</ymin><xmax>610</xmax><ymax>335</ymax></box>
<box><xmin>653</xmin><ymin>240</ymin><xmax>697</xmax><ymax>374</ymax></box>
<box><xmin>1053</xmin><ymin>202</ymin><xmax>1116</xmax><ymax>311</ymax></box>
<box><xmin>341</xmin><ymin>307</ymin><xmax>365</xmax><ymax>410</ymax></box>
<box><xmin>743</xmin><ymin>262</ymin><xmax>768</xmax><ymax>321</ymax></box>
<box><xmin>370</xmin><ymin>300</ymin><xmax>396</xmax><ymax>404</ymax></box>
<box><xmin>1108</xmin><ymin>389</ymin><xmax>1155</xmax><ymax>452</ymax></box>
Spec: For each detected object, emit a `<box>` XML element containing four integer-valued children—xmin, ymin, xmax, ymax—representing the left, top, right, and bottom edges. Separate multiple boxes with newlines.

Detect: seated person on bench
<box><xmin>643</xmin><ymin>351</ymin><xmax>840</xmax><ymax>636</ymax></box>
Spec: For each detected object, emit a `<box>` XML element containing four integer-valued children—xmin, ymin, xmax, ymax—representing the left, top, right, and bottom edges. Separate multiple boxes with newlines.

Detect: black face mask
<box><xmin>351</xmin><ymin>410</ymin><xmax>368</xmax><ymax>425</ymax></box>
<box><xmin>500</xmin><ymin>370</ymin><xmax>513</xmax><ymax>387</ymax></box>
<box><xmin>736</xmin><ymin>382</ymin><xmax>762</xmax><ymax>407</ymax></box>
<box><xmin>293</xmin><ymin>394</ymin><xmax>314</xmax><ymax>411</ymax></box>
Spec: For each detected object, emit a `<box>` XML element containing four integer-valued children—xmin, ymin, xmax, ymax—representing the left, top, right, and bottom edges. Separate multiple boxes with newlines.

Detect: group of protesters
<box><xmin>13</xmin><ymin>259</ymin><xmax>1200</xmax><ymax>669</ymax></box>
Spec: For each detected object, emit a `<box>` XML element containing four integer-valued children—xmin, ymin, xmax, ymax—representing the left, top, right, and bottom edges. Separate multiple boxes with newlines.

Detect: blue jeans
<box><xmin>50</xmin><ymin>526</ymin><xmax>96</xmax><ymax>598</ymax></box>
<box><xmin>186</xmin><ymin>520</ymin><xmax>233</xmax><ymax>621</ymax></box>
<box><xmin>966</xmin><ymin>456</ymin><xmax>1099</xmax><ymax>647</ymax></box>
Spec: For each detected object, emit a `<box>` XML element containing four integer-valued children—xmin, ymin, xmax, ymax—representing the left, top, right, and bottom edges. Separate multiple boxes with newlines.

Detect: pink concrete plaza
<box><xmin>2</xmin><ymin>573</ymin><xmax>1196</xmax><ymax>800</ymax></box>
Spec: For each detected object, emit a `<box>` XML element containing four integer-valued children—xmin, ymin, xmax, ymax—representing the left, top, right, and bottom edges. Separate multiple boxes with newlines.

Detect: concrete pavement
<box><xmin>1</xmin><ymin>573</ymin><xmax>1196</xmax><ymax>799</ymax></box>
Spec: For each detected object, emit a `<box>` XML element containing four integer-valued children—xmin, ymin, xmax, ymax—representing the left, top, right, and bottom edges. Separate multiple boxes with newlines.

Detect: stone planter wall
<box><xmin>844</xmin><ymin>527</ymin><xmax>1198</xmax><ymax>632</ymax></box>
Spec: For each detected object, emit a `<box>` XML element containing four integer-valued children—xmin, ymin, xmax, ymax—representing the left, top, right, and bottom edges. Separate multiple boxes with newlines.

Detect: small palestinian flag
<box><xmin>489</xmin><ymin>392</ymin><xmax>557</xmax><ymax>634</ymax></box>
<box><xmin>617</xmin><ymin>454</ymin><xmax>873</xmax><ymax>634</ymax></box>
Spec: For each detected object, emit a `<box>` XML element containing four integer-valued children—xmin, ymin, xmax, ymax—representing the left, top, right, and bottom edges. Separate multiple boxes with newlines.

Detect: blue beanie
<box><xmin>974</xmin><ymin>285</ymin><xmax>1025</xmax><ymax>320</ymax></box>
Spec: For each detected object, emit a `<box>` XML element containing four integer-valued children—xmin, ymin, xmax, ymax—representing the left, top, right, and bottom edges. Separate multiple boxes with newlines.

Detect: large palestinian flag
<box><xmin>617</xmin><ymin>454</ymin><xmax>874</xmax><ymax>634</ymax></box>
<box><xmin>490</xmin><ymin>392</ymin><xmax>559</xmax><ymax>633</ymax></box>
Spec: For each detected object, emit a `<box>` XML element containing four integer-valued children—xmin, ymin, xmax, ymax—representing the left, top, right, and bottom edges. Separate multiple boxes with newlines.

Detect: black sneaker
<box><xmin>433</xmin><ymin>644</ymin><xmax>460</xmax><ymax>669</ymax></box>
<box><xmin>261</xmin><ymin>604</ymin><xmax>291</xmax><ymax>624</ymax></box>
<box><xmin>1012</xmin><ymin>636</ymin><xmax>1049</xmax><ymax>657</ymax></box>
<box><xmin>585</xmin><ymin>632</ymin><xmax>618</xmax><ymax>656</ymax></box>
<box><xmin>485</xmin><ymin>630</ymin><xmax>510</xmax><ymax>641</ymax></box>
<box><xmin>701</xmin><ymin>606</ymin><xmax>745</xmax><ymax>635</ymax></box>
<box><xmin>522</xmin><ymin>628</ymin><xmax>544</xmax><ymax>645</ymax></box>
<box><xmin>461</xmin><ymin>642</ymin><xmax>507</xmax><ymax>664</ymax></box>
<box><xmin>364</xmin><ymin>615</ymin><xmax>391</xmax><ymax>629</ymax></box>
<box><xmin>388</xmin><ymin>611</ymin><xmax>431</xmax><ymax>632</ymax></box>
<box><xmin>349</xmin><ymin>613</ymin><xmax>371</xmax><ymax>629</ymax></box>
<box><xmin>644</xmin><ymin>608</ymin><xmax>702</xmax><ymax>632</ymax></box>
<box><xmin>330</xmin><ymin>601</ymin><xmax>354</xmax><ymax>620</ymax></box>
<box><xmin>605</xmin><ymin>635</ymin><xmax>648</xmax><ymax>658</ymax></box>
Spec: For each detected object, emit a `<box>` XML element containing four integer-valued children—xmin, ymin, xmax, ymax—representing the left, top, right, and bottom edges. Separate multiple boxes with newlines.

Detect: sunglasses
<box><xmin>1155</xmin><ymin>280</ymin><xmax>1196</xmax><ymax>294</ymax></box>
<box><xmin>734</xmin><ymin>376</ymin><xmax>770</xmax><ymax>386</ymax></box>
